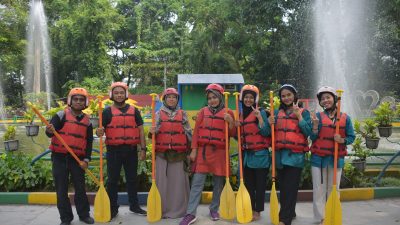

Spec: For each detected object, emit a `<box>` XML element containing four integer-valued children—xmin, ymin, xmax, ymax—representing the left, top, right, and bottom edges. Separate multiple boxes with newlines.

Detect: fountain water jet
<box><xmin>25</xmin><ymin>0</ymin><xmax>52</xmax><ymax>110</ymax></box>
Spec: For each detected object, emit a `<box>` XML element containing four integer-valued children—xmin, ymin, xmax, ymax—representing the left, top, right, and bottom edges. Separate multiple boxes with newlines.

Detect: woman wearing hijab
<box><xmin>150</xmin><ymin>88</ymin><xmax>192</xmax><ymax>219</ymax></box>
<box><xmin>238</xmin><ymin>85</ymin><xmax>271</xmax><ymax>221</ymax></box>
<box><xmin>310</xmin><ymin>86</ymin><xmax>355</xmax><ymax>225</ymax></box>
<box><xmin>266</xmin><ymin>84</ymin><xmax>313</xmax><ymax>225</ymax></box>
<box><xmin>179</xmin><ymin>83</ymin><xmax>235</xmax><ymax>225</ymax></box>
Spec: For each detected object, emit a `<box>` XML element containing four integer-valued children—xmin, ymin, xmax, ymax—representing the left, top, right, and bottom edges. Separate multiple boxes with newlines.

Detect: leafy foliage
<box><xmin>0</xmin><ymin>153</ymin><xmax>53</xmax><ymax>191</ymax></box>
<box><xmin>3</xmin><ymin>125</ymin><xmax>17</xmax><ymax>141</ymax></box>
<box><xmin>0</xmin><ymin>0</ymin><xmax>399</xmax><ymax>109</ymax></box>
<box><xmin>355</xmin><ymin>119</ymin><xmax>379</xmax><ymax>139</ymax></box>
<box><xmin>373</xmin><ymin>102</ymin><xmax>396</xmax><ymax>126</ymax></box>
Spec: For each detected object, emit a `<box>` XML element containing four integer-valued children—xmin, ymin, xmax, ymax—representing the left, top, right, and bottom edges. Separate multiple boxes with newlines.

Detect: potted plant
<box><xmin>373</xmin><ymin>102</ymin><xmax>396</xmax><ymax>137</ymax></box>
<box><xmin>3</xmin><ymin>125</ymin><xmax>19</xmax><ymax>151</ymax></box>
<box><xmin>23</xmin><ymin>105</ymin><xmax>39</xmax><ymax>137</ymax></box>
<box><xmin>362</xmin><ymin>119</ymin><xmax>380</xmax><ymax>149</ymax></box>
<box><xmin>350</xmin><ymin>136</ymin><xmax>371</xmax><ymax>172</ymax></box>
<box><xmin>354</xmin><ymin>119</ymin><xmax>380</xmax><ymax>149</ymax></box>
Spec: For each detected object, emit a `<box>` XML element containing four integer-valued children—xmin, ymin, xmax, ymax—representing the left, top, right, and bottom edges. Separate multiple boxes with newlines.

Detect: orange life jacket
<box><xmin>275</xmin><ymin>109</ymin><xmax>309</xmax><ymax>153</ymax></box>
<box><xmin>197</xmin><ymin>107</ymin><xmax>226</xmax><ymax>148</ymax></box>
<box><xmin>155</xmin><ymin>110</ymin><xmax>188</xmax><ymax>152</ymax></box>
<box><xmin>311</xmin><ymin>112</ymin><xmax>347</xmax><ymax>156</ymax></box>
<box><xmin>105</xmin><ymin>106</ymin><xmax>140</xmax><ymax>146</ymax></box>
<box><xmin>241</xmin><ymin>112</ymin><xmax>271</xmax><ymax>151</ymax></box>
<box><xmin>49</xmin><ymin>109</ymin><xmax>89</xmax><ymax>156</ymax></box>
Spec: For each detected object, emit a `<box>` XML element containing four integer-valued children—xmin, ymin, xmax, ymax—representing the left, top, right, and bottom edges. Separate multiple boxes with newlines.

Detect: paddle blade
<box><xmin>220</xmin><ymin>179</ymin><xmax>236</xmax><ymax>220</ymax></box>
<box><xmin>94</xmin><ymin>182</ymin><xmax>111</xmax><ymax>223</ymax></box>
<box><xmin>269</xmin><ymin>182</ymin><xmax>279</xmax><ymax>225</ymax></box>
<box><xmin>147</xmin><ymin>181</ymin><xmax>162</xmax><ymax>223</ymax></box>
<box><xmin>324</xmin><ymin>185</ymin><xmax>342</xmax><ymax>225</ymax></box>
<box><xmin>236</xmin><ymin>180</ymin><xmax>252</xmax><ymax>224</ymax></box>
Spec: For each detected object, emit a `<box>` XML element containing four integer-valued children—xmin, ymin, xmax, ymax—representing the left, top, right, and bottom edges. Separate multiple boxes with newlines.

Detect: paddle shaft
<box><xmin>233</xmin><ymin>93</ymin><xmax>244</xmax><ymax>178</ymax></box>
<box><xmin>333</xmin><ymin>90</ymin><xmax>343</xmax><ymax>185</ymax></box>
<box><xmin>150</xmin><ymin>94</ymin><xmax>157</xmax><ymax>180</ymax></box>
<box><xmin>29</xmin><ymin>103</ymin><xmax>99</xmax><ymax>186</ymax></box>
<box><xmin>269</xmin><ymin>91</ymin><xmax>276</xmax><ymax>181</ymax></box>
<box><xmin>224</xmin><ymin>92</ymin><xmax>230</xmax><ymax>179</ymax></box>
<box><xmin>98</xmin><ymin>97</ymin><xmax>104</xmax><ymax>183</ymax></box>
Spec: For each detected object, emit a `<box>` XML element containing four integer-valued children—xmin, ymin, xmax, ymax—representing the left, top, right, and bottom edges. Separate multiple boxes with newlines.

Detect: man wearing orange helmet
<box><xmin>45</xmin><ymin>88</ymin><xmax>94</xmax><ymax>225</ymax></box>
<box><xmin>96</xmin><ymin>82</ymin><xmax>147</xmax><ymax>219</ymax></box>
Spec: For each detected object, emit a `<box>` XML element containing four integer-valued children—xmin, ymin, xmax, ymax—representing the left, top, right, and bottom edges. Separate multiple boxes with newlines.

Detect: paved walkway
<box><xmin>1</xmin><ymin>198</ymin><xmax>400</xmax><ymax>225</ymax></box>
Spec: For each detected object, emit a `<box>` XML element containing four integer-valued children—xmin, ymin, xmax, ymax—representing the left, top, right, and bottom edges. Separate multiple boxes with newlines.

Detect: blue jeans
<box><xmin>186</xmin><ymin>173</ymin><xmax>224</xmax><ymax>215</ymax></box>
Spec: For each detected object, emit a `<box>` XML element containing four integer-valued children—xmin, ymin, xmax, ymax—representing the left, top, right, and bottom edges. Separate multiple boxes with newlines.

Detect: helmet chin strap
<box><xmin>325</xmin><ymin>106</ymin><xmax>337</xmax><ymax>118</ymax></box>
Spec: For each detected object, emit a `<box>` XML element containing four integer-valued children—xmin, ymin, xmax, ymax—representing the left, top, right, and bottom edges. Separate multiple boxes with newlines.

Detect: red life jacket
<box><xmin>241</xmin><ymin>112</ymin><xmax>271</xmax><ymax>151</ymax></box>
<box><xmin>105</xmin><ymin>106</ymin><xmax>140</xmax><ymax>146</ymax></box>
<box><xmin>275</xmin><ymin>109</ymin><xmax>309</xmax><ymax>153</ymax></box>
<box><xmin>155</xmin><ymin>110</ymin><xmax>188</xmax><ymax>152</ymax></box>
<box><xmin>311</xmin><ymin>112</ymin><xmax>348</xmax><ymax>157</ymax></box>
<box><xmin>197</xmin><ymin>107</ymin><xmax>226</xmax><ymax>148</ymax></box>
<box><xmin>49</xmin><ymin>109</ymin><xmax>89</xmax><ymax>156</ymax></box>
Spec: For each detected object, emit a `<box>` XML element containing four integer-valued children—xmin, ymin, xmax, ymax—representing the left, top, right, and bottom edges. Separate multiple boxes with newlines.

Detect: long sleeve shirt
<box><xmin>265</xmin><ymin>108</ymin><xmax>313</xmax><ymax>168</ymax></box>
<box><xmin>242</xmin><ymin>109</ymin><xmax>271</xmax><ymax>169</ymax></box>
<box><xmin>309</xmin><ymin>111</ymin><xmax>355</xmax><ymax>168</ymax></box>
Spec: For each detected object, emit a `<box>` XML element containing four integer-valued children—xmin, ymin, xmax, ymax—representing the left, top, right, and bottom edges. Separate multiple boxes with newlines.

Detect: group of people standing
<box><xmin>46</xmin><ymin>82</ymin><xmax>354</xmax><ymax>225</ymax></box>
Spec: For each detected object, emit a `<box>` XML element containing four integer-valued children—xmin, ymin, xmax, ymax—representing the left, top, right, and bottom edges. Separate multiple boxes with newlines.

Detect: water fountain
<box><xmin>313</xmin><ymin>0</ymin><xmax>373</xmax><ymax>117</ymax></box>
<box><xmin>0</xmin><ymin>67</ymin><xmax>7</xmax><ymax>123</ymax></box>
<box><xmin>25</xmin><ymin>0</ymin><xmax>52</xmax><ymax>110</ymax></box>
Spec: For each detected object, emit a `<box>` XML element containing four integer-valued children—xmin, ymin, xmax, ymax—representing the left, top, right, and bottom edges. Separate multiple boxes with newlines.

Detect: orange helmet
<box><xmin>162</xmin><ymin>88</ymin><xmax>179</xmax><ymax>100</ymax></box>
<box><xmin>240</xmin><ymin>84</ymin><xmax>260</xmax><ymax>103</ymax></box>
<box><xmin>67</xmin><ymin>88</ymin><xmax>89</xmax><ymax>107</ymax></box>
<box><xmin>206</xmin><ymin>83</ymin><xmax>224</xmax><ymax>94</ymax></box>
<box><xmin>109</xmin><ymin>82</ymin><xmax>129</xmax><ymax>99</ymax></box>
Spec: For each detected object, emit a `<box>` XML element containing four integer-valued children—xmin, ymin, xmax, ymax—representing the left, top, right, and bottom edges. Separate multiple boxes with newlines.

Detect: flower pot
<box><xmin>365</xmin><ymin>137</ymin><xmax>380</xmax><ymax>149</ymax></box>
<box><xmin>378</xmin><ymin>126</ymin><xmax>392</xmax><ymax>138</ymax></box>
<box><xmin>90</xmin><ymin>117</ymin><xmax>99</xmax><ymax>128</ymax></box>
<box><xmin>25</xmin><ymin>125</ymin><xmax>39</xmax><ymax>137</ymax></box>
<box><xmin>4</xmin><ymin>140</ymin><xmax>19</xmax><ymax>151</ymax></box>
<box><xmin>351</xmin><ymin>159</ymin><xmax>366</xmax><ymax>172</ymax></box>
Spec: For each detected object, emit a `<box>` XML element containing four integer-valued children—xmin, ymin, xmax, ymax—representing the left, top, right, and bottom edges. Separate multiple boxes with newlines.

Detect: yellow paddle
<box><xmin>147</xmin><ymin>93</ymin><xmax>162</xmax><ymax>222</ymax></box>
<box><xmin>269</xmin><ymin>91</ymin><xmax>279</xmax><ymax>225</ymax></box>
<box><xmin>220</xmin><ymin>92</ymin><xmax>236</xmax><ymax>220</ymax></box>
<box><xmin>233</xmin><ymin>92</ymin><xmax>252</xmax><ymax>224</ymax></box>
<box><xmin>324</xmin><ymin>89</ymin><xmax>344</xmax><ymax>225</ymax></box>
<box><xmin>94</xmin><ymin>96</ymin><xmax>111</xmax><ymax>222</ymax></box>
<box><xmin>27</xmin><ymin>102</ymin><xmax>100</xmax><ymax>186</ymax></box>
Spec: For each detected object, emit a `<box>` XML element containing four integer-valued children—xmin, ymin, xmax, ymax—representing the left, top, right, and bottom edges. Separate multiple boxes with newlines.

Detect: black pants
<box><xmin>243</xmin><ymin>166</ymin><xmax>269</xmax><ymax>212</ymax></box>
<box><xmin>106</xmin><ymin>149</ymin><xmax>139</xmax><ymax>214</ymax></box>
<box><xmin>277</xmin><ymin>166</ymin><xmax>302</xmax><ymax>225</ymax></box>
<box><xmin>52</xmin><ymin>153</ymin><xmax>90</xmax><ymax>223</ymax></box>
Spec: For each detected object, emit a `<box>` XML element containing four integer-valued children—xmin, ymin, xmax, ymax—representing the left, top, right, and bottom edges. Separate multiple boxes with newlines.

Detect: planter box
<box><xmin>4</xmin><ymin>140</ymin><xmax>19</xmax><ymax>151</ymax></box>
<box><xmin>378</xmin><ymin>126</ymin><xmax>392</xmax><ymax>138</ymax></box>
<box><xmin>365</xmin><ymin>137</ymin><xmax>380</xmax><ymax>149</ymax></box>
<box><xmin>25</xmin><ymin>125</ymin><xmax>39</xmax><ymax>137</ymax></box>
<box><xmin>90</xmin><ymin>117</ymin><xmax>99</xmax><ymax>128</ymax></box>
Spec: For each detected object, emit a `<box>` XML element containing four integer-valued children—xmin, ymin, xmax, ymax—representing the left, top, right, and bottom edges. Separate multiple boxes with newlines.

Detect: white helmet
<box><xmin>317</xmin><ymin>86</ymin><xmax>337</xmax><ymax>106</ymax></box>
